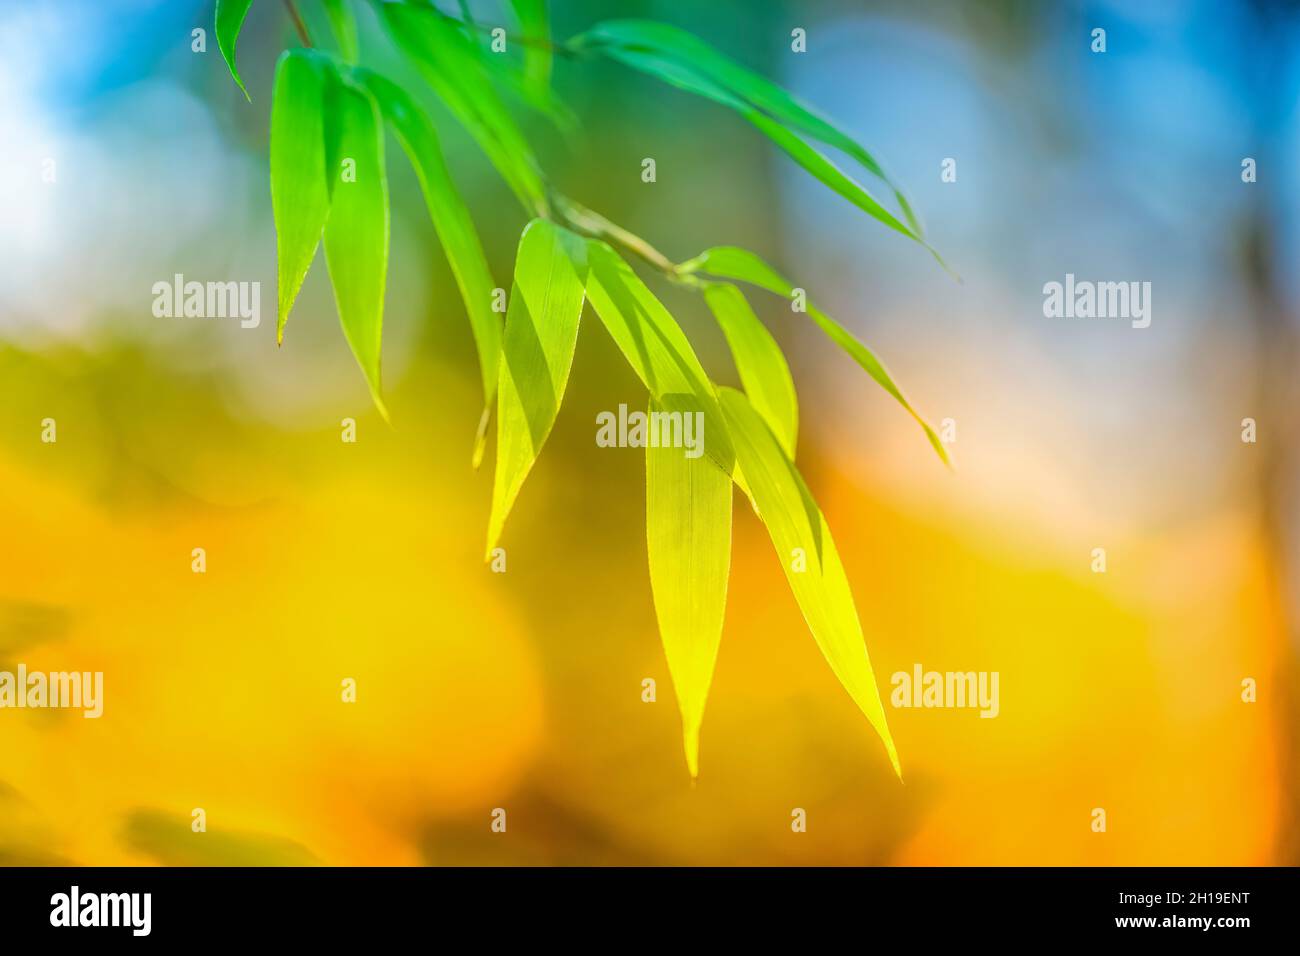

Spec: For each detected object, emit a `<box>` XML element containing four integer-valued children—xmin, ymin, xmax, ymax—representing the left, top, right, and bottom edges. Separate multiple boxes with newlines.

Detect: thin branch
<box><xmin>282</xmin><ymin>0</ymin><xmax>312</xmax><ymax>47</ymax></box>
<box><xmin>552</xmin><ymin>194</ymin><xmax>702</xmax><ymax>288</ymax></box>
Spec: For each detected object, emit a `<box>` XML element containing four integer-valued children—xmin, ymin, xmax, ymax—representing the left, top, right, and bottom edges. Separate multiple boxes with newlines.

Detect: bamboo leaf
<box><xmin>487</xmin><ymin>220</ymin><xmax>589</xmax><ymax>555</ymax></box>
<box><xmin>356</xmin><ymin>69</ymin><xmax>501</xmax><ymax>413</ymax></box>
<box><xmin>587</xmin><ymin>43</ymin><xmax>926</xmax><ymax>252</ymax></box>
<box><xmin>646</xmin><ymin>398</ymin><xmax>732</xmax><ymax>779</ymax></box>
<box><xmin>572</xmin><ymin>19</ymin><xmax>931</xmax><ymax>247</ymax></box>
<box><xmin>744</xmin><ymin>110</ymin><xmax>920</xmax><ymax>245</ymax></box>
<box><xmin>582</xmin><ymin>239</ymin><xmax>733</xmax><ymax>474</ymax></box>
<box><xmin>321</xmin><ymin>74</ymin><xmax>390</xmax><ymax>418</ymax></box>
<box><xmin>717</xmin><ymin>386</ymin><xmax>900</xmax><ymax>777</ymax></box>
<box><xmin>454</xmin><ymin>0</ymin><xmax>574</xmax><ymax>133</ymax></box>
<box><xmin>684</xmin><ymin>246</ymin><xmax>950</xmax><ymax>467</ymax></box>
<box><xmin>270</xmin><ymin>49</ymin><xmax>332</xmax><ymax>343</ymax></box>
<box><xmin>507</xmin><ymin>0</ymin><xmax>552</xmax><ymax>97</ymax></box>
<box><xmin>324</xmin><ymin>0</ymin><xmax>359</xmax><ymax>62</ymax></box>
<box><xmin>215</xmin><ymin>0</ymin><xmax>255</xmax><ymax>100</ymax></box>
<box><xmin>703</xmin><ymin>282</ymin><xmax>797</xmax><ymax>458</ymax></box>
<box><xmin>379</xmin><ymin>2</ymin><xmax>548</xmax><ymax>215</ymax></box>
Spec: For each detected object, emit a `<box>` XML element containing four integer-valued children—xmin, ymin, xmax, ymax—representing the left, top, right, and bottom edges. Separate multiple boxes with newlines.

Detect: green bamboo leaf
<box><xmin>718</xmin><ymin>386</ymin><xmax>900</xmax><ymax>778</ymax></box>
<box><xmin>324</xmin><ymin>0</ymin><xmax>359</xmax><ymax>62</ymax></box>
<box><xmin>379</xmin><ymin>2</ymin><xmax>548</xmax><ymax>215</ymax></box>
<box><xmin>571</xmin><ymin>19</ymin><xmax>931</xmax><ymax>246</ymax></box>
<box><xmin>270</xmin><ymin>48</ymin><xmax>332</xmax><ymax>343</ymax></box>
<box><xmin>215</xmin><ymin>0</ymin><xmax>255</xmax><ymax>100</ymax></box>
<box><xmin>449</xmin><ymin>0</ymin><xmax>573</xmax><ymax>134</ymax></box>
<box><xmin>703</xmin><ymin>282</ymin><xmax>797</xmax><ymax>458</ymax></box>
<box><xmin>646</xmin><ymin>397</ymin><xmax>732</xmax><ymax>779</ymax></box>
<box><xmin>356</xmin><ymin>69</ymin><xmax>501</xmax><ymax>414</ymax></box>
<box><xmin>491</xmin><ymin>48</ymin><xmax>578</xmax><ymax>136</ymax></box>
<box><xmin>573</xmin><ymin>20</ymin><xmax>922</xmax><ymax>236</ymax></box>
<box><xmin>321</xmin><ymin>75</ymin><xmax>390</xmax><ymax>418</ymax></box>
<box><xmin>471</xmin><ymin>404</ymin><xmax>492</xmax><ymax>471</ymax></box>
<box><xmin>507</xmin><ymin>0</ymin><xmax>552</xmax><ymax>96</ymax></box>
<box><xmin>583</xmin><ymin>44</ymin><xmax>934</xmax><ymax>258</ymax></box>
<box><xmin>486</xmin><ymin>220</ymin><xmax>589</xmax><ymax>555</ymax></box>
<box><xmin>582</xmin><ymin>239</ymin><xmax>733</xmax><ymax>474</ymax></box>
<box><xmin>684</xmin><ymin>246</ymin><xmax>950</xmax><ymax>467</ymax></box>
<box><xmin>744</xmin><ymin>109</ymin><xmax>921</xmax><ymax>246</ymax></box>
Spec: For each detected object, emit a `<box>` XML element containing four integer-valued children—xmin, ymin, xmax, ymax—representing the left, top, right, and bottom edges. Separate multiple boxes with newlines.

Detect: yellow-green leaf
<box><xmin>684</xmin><ymin>246</ymin><xmax>950</xmax><ymax>467</ymax></box>
<box><xmin>571</xmin><ymin>21</ymin><xmax>940</xmax><ymax>257</ymax></box>
<box><xmin>744</xmin><ymin>108</ymin><xmax>921</xmax><ymax>246</ymax></box>
<box><xmin>323</xmin><ymin>0</ymin><xmax>359</xmax><ymax>63</ymax></box>
<box><xmin>215</xmin><ymin>0</ymin><xmax>255</xmax><ymax>100</ymax></box>
<box><xmin>718</xmin><ymin>386</ymin><xmax>900</xmax><ymax>777</ymax></box>
<box><xmin>380</xmin><ymin>2</ymin><xmax>547</xmax><ymax>215</ymax></box>
<box><xmin>608</xmin><ymin>46</ymin><xmax>926</xmax><ymax>254</ymax></box>
<box><xmin>646</xmin><ymin>399</ymin><xmax>732</xmax><ymax>779</ymax></box>
<box><xmin>270</xmin><ymin>49</ymin><xmax>331</xmax><ymax>343</ymax></box>
<box><xmin>572</xmin><ymin>18</ymin><xmax>925</xmax><ymax>238</ymax></box>
<box><xmin>322</xmin><ymin>76</ymin><xmax>389</xmax><ymax>418</ymax></box>
<box><xmin>507</xmin><ymin>0</ymin><xmax>552</xmax><ymax>96</ymax></box>
<box><xmin>356</xmin><ymin>69</ymin><xmax>501</xmax><ymax>412</ymax></box>
<box><xmin>703</xmin><ymin>282</ymin><xmax>797</xmax><ymax>458</ymax></box>
<box><xmin>582</xmin><ymin>239</ymin><xmax>733</xmax><ymax>474</ymax></box>
<box><xmin>487</xmin><ymin>220</ymin><xmax>589</xmax><ymax>555</ymax></box>
<box><xmin>449</xmin><ymin>0</ymin><xmax>573</xmax><ymax>134</ymax></box>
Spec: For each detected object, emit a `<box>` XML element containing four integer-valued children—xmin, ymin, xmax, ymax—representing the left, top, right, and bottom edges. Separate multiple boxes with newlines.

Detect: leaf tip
<box><xmin>471</xmin><ymin>404</ymin><xmax>491</xmax><ymax>471</ymax></box>
<box><xmin>684</xmin><ymin>726</ymin><xmax>701</xmax><ymax>781</ymax></box>
<box><xmin>882</xmin><ymin>728</ymin><xmax>903</xmax><ymax>779</ymax></box>
<box><xmin>484</xmin><ymin>509</ymin><xmax>505</xmax><ymax>563</ymax></box>
<box><xmin>369</xmin><ymin>388</ymin><xmax>391</xmax><ymax>426</ymax></box>
<box><xmin>922</xmin><ymin>423</ymin><xmax>954</xmax><ymax>471</ymax></box>
<box><xmin>926</xmin><ymin>243</ymin><xmax>960</xmax><ymax>282</ymax></box>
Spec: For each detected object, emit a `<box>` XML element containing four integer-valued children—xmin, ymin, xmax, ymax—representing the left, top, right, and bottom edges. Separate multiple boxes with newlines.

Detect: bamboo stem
<box><xmin>283</xmin><ymin>0</ymin><xmax>312</xmax><ymax>47</ymax></box>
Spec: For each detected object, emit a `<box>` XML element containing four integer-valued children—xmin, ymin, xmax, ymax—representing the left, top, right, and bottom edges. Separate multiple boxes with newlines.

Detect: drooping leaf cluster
<box><xmin>219</xmin><ymin>0</ymin><xmax>954</xmax><ymax>778</ymax></box>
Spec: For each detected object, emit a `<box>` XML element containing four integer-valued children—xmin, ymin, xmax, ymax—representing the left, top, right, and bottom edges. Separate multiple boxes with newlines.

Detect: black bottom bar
<box><xmin>0</xmin><ymin>867</ymin><xmax>1289</xmax><ymax>942</ymax></box>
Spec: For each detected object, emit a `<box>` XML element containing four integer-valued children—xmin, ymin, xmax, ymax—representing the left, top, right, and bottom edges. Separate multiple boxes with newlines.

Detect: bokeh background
<box><xmin>2</xmin><ymin>0</ymin><xmax>1298</xmax><ymax>865</ymax></box>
